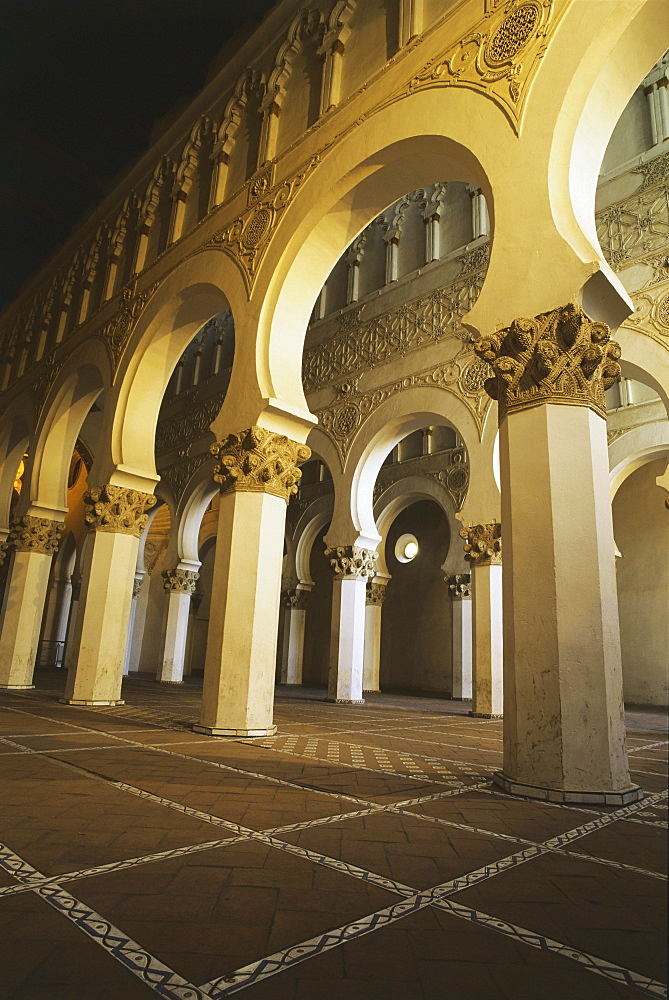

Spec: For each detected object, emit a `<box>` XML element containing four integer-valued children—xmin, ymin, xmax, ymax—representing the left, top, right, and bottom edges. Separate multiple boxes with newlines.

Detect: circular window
<box><xmin>395</xmin><ymin>533</ymin><xmax>419</xmax><ymax>564</ymax></box>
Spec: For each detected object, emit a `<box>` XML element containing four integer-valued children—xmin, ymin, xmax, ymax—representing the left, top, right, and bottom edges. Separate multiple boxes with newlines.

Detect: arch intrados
<box><xmin>374</xmin><ymin>477</ymin><xmax>457</xmax><ymax>578</ymax></box>
<box><xmin>258</xmin><ymin>109</ymin><xmax>494</xmax><ymax>406</ymax></box>
<box><xmin>179</xmin><ymin>474</ymin><xmax>219</xmax><ymax>567</ymax></box>
<box><xmin>30</xmin><ymin>360</ymin><xmax>106</xmax><ymax>514</ymax></box>
<box><xmin>344</xmin><ymin>390</ymin><xmax>479</xmax><ymax>543</ymax></box>
<box><xmin>295</xmin><ymin>503</ymin><xmax>332</xmax><ymax>585</ymax></box>
<box><xmin>111</xmin><ymin>251</ymin><xmax>245</xmax><ymax>482</ymax></box>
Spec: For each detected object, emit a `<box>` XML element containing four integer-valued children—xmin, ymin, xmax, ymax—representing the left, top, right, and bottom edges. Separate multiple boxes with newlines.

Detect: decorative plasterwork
<box><xmin>475</xmin><ymin>303</ymin><xmax>621</xmax><ymax>420</ymax></box>
<box><xmin>159</xmin><ymin>451</ymin><xmax>213</xmax><ymax>508</ymax></box>
<box><xmin>283</xmin><ymin>587</ymin><xmax>311</xmax><ymax>610</ymax></box>
<box><xmin>446</xmin><ymin>573</ymin><xmax>472</xmax><ymax>598</ymax></box>
<box><xmin>317</xmin><ymin>347</ymin><xmax>490</xmax><ymax>465</ymax></box>
<box><xmin>373</xmin><ymin>446</ymin><xmax>470</xmax><ymax>512</ymax></box>
<box><xmin>0</xmin><ymin>515</ymin><xmax>64</xmax><ymax>562</ymax></box>
<box><xmin>161</xmin><ymin>568</ymin><xmax>200</xmax><ymax>595</ymax></box>
<box><xmin>460</xmin><ymin>522</ymin><xmax>502</xmax><ymax>566</ymax></box>
<box><xmin>200</xmin><ymin>155</ymin><xmax>320</xmax><ymax>293</ymax></box>
<box><xmin>596</xmin><ymin>169</ymin><xmax>669</xmax><ymax>273</ymax></box>
<box><xmin>400</xmin><ymin>0</ymin><xmax>555</xmax><ymax>132</ymax></box>
<box><xmin>211</xmin><ymin>426</ymin><xmax>311</xmax><ymax>502</ymax></box>
<box><xmin>366</xmin><ymin>581</ymin><xmax>388</xmax><ymax>605</ymax></box>
<box><xmin>624</xmin><ymin>284</ymin><xmax>669</xmax><ymax>353</ymax></box>
<box><xmin>303</xmin><ymin>245</ymin><xmax>489</xmax><ymax>392</ymax></box>
<box><xmin>84</xmin><ymin>484</ymin><xmax>156</xmax><ymax>537</ymax></box>
<box><xmin>156</xmin><ymin>394</ymin><xmax>225</xmax><ymax>455</ymax></box>
<box><xmin>132</xmin><ymin>576</ymin><xmax>144</xmax><ymax>599</ymax></box>
<box><xmin>99</xmin><ymin>281</ymin><xmax>162</xmax><ymax>374</ymax></box>
<box><xmin>30</xmin><ymin>351</ymin><xmax>65</xmax><ymax>419</ymax></box>
<box><xmin>326</xmin><ymin>545</ymin><xmax>378</xmax><ymax>579</ymax></box>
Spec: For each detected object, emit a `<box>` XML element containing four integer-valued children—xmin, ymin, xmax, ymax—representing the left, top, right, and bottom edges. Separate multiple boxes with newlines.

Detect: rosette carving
<box><xmin>211</xmin><ymin>426</ymin><xmax>310</xmax><ymax>503</ymax></box>
<box><xmin>161</xmin><ymin>568</ymin><xmax>200</xmax><ymax>595</ymax></box>
<box><xmin>460</xmin><ymin>523</ymin><xmax>502</xmax><ymax>566</ymax></box>
<box><xmin>1</xmin><ymin>515</ymin><xmax>64</xmax><ymax>560</ymax></box>
<box><xmin>366</xmin><ymin>581</ymin><xmax>388</xmax><ymax>606</ymax></box>
<box><xmin>446</xmin><ymin>573</ymin><xmax>472</xmax><ymax>598</ymax></box>
<box><xmin>474</xmin><ymin>304</ymin><xmax>621</xmax><ymax>420</ymax></box>
<box><xmin>282</xmin><ymin>588</ymin><xmax>311</xmax><ymax>611</ymax></box>
<box><xmin>326</xmin><ymin>546</ymin><xmax>378</xmax><ymax>580</ymax></box>
<box><xmin>84</xmin><ymin>485</ymin><xmax>156</xmax><ymax>537</ymax></box>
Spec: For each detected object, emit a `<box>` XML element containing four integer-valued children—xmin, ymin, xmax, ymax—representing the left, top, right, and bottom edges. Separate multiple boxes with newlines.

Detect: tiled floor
<box><xmin>0</xmin><ymin>671</ymin><xmax>666</xmax><ymax>1000</ymax></box>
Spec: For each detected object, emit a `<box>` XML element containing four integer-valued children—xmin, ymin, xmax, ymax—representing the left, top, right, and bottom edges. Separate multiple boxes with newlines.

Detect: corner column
<box><xmin>476</xmin><ymin>303</ymin><xmax>640</xmax><ymax>804</ymax></box>
<box><xmin>157</xmin><ymin>568</ymin><xmax>200</xmax><ymax>684</ymax></box>
<box><xmin>460</xmin><ymin>524</ymin><xmax>503</xmax><ymax>718</ymax></box>
<box><xmin>363</xmin><ymin>580</ymin><xmax>387</xmax><ymax>694</ymax></box>
<box><xmin>196</xmin><ymin>426</ymin><xmax>310</xmax><ymax>736</ymax></box>
<box><xmin>446</xmin><ymin>574</ymin><xmax>472</xmax><ymax>700</ymax></box>
<box><xmin>0</xmin><ymin>515</ymin><xmax>64</xmax><ymax>689</ymax></box>
<box><xmin>63</xmin><ymin>485</ymin><xmax>155</xmax><ymax>705</ymax></box>
<box><xmin>280</xmin><ymin>587</ymin><xmax>311</xmax><ymax>685</ymax></box>
<box><xmin>326</xmin><ymin>546</ymin><xmax>378</xmax><ymax>704</ymax></box>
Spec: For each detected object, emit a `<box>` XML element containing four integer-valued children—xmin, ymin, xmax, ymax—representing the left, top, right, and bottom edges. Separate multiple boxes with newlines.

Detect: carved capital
<box><xmin>1</xmin><ymin>515</ymin><xmax>64</xmax><ymax>560</ymax></box>
<box><xmin>366</xmin><ymin>581</ymin><xmax>388</xmax><ymax>606</ymax></box>
<box><xmin>132</xmin><ymin>576</ymin><xmax>144</xmax><ymax>599</ymax></box>
<box><xmin>326</xmin><ymin>545</ymin><xmax>378</xmax><ymax>580</ymax></box>
<box><xmin>162</xmin><ymin>568</ymin><xmax>200</xmax><ymax>595</ymax></box>
<box><xmin>474</xmin><ymin>303</ymin><xmax>621</xmax><ymax>420</ymax></box>
<box><xmin>460</xmin><ymin>523</ymin><xmax>502</xmax><ymax>566</ymax></box>
<box><xmin>211</xmin><ymin>426</ymin><xmax>310</xmax><ymax>503</ymax></box>
<box><xmin>84</xmin><ymin>484</ymin><xmax>156</xmax><ymax>537</ymax></box>
<box><xmin>282</xmin><ymin>587</ymin><xmax>311</xmax><ymax>611</ymax></box>
<box><xmin>446</xmin><ymin>573</ymin><xmax>472</xmax><ymax>598</ymax></box>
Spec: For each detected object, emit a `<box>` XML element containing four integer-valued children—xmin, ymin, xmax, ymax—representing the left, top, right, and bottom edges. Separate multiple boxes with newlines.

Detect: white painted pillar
<box><xmin>460</xmin><ymin>524</ymin><xmax>503</xmax><ymax>717</ymax></box>
<box><xmin>0</xmin><ymin>515</ymin><xmax>64</xmax><ymax>689</ymax></box>
<box><xmin>476</xmin><ymin>303</ymin><xmax>639</xmax><ymax>805</ymax></box>
<box><xmin>157</xmin><ymin>568</ymin><xmax>199</xmax><ymax>684</ymax></box>
<box><xmin>363</xmin><ymin>580</ymin><xmax>387</xmax><ymax>693</ymax></box>
<box><xmin>326</xmin><ymin>546</ymin><xmax>377</xmax><ymax>703</ymax></box>
<box><xmin>280</xmin><ymin>587</ymin><xmax>311</xmax><ymax>684</ymax></box>
<box><xmin>63</xmin><ymin>485</ymin><xmax>155</xmax><ymax>706</ymax></box>
<box><xmin>123</xmin><ymin>573</ymin><xmax>144</xmax><ymax>676</ymax></box>
<box><xmin>447</xmin><ymin>574</ymin><xmax>472</xmax><ymax>700</ymax></box>
<box><xmin>196</xmin><ymin>426</ymin><xmax>310</xmax><ymax>736</ymax></box>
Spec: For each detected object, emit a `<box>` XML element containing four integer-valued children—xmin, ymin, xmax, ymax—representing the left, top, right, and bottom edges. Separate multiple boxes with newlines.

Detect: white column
<box><xmin>123</xmin><ymin>573</ymin><xmax>144</xmax><ymax>676</ymax></box>
<box><xmin>476</xmin><ymin>303</ymin><xmax>638</xmax><ymax>805</ymax></box>
<box><xmin>363</xmin><ymin>580</ymin><xmax>387</xmax><ymax>693</ymax></box>
<box><xmin>460</xmin><ymin>525</ymin><xmax>503</xmax><ymax>717</ymax></box>
<box><xmin>326</xmin><ymin>546</ymin><xmax>377</xmax><ymax>703</ymax></box>
<box><xmin>280</xmin><ymin>587</ymin><xmax>311</xmax><ymax>684</ymax></box>
<box><xmin>0</xmin><ymin>515</ymin><xmax>64</xmax><ymax>689</ymax></box>
<box><xmin>196</xmin><ymin>426</ymin><xmax>310</xmax><ymax>736</ymax></box>
<box><xmin>157</xmin><ymin>568</ymin><xmax>199</xmax><ymax>684</ymax></box>
<box><xmin>447</xmin><ymin>574</ymin><xmax>472</xmax><ymax>700</ymax></box>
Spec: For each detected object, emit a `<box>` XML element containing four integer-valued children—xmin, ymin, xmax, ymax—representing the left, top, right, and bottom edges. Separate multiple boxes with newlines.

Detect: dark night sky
<box><xmin>0</xmin><ymin>0</ymin><xmax>278</xmax><ymax>310</ymax></box>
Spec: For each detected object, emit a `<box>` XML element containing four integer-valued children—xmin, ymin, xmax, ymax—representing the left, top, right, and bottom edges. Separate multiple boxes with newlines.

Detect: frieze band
<box><xmin>211</xmin><ymin>426</ymin><xmax>310</xmax><ymax>503</ymax></box>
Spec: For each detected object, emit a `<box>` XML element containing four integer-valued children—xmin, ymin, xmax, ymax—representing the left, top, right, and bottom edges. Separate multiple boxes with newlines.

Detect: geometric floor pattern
<box><xmin>0</xmin><ymin>670</ymin><xmax>666</xmax><ymax>999</ymax></box>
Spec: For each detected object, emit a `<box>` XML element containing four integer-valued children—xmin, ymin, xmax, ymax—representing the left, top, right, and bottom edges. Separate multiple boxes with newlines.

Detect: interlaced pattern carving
<box><xmin>84</xmin><ymin>485</ymin><xmax>156</xmax><ymax>537</ymax></box>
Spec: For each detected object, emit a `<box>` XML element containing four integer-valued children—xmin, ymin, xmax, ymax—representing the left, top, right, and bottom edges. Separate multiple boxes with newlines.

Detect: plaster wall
<box><xmin>613</xmin><ymin>458</ymin><xmax>669</xmax><ymax>706</ymax></box>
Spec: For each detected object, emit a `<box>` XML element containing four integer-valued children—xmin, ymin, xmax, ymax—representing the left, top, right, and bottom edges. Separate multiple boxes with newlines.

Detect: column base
<box><xmin>492</xmin><ymin>771</ymin><xmax>644</xmax><ymax>806</ymax></box>
<box><xmin>59</xmin><ymin>698</ymin><xmax>125</xmax><ymax>707</ymax></box>
<box><xmin>192</xmin><ymin>724</ymin><xmax>277</xmax><ymax>738</ymax></box>
<box><xmin>469</xmin><ymin>711</ymin><xmax>503</xmax><ymax>719</ymax></box>
<box><xmin>0</xmin><ymin>684</ymin><xmax>35</xmax><ymax>690</ymax></box>
<box><xmin>362</xmin><ymin>689</ymin><xmax>380</xmax><ymax>694</ymax></box>
<box><xmin>157</xmin><ymin>680</ymin><xmax>184</xmax><ymax>685</ymax></box>
<box><xmin>325</xmin><ymin>697</ymin><xmax>365</xmax><ymax>705</ymax></box>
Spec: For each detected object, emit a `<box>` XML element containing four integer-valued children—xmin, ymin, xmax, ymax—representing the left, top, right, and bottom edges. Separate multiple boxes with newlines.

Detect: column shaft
<box><xmin>451</xmin><ymin>597</ymin><xmax>472</xmax><ymax>700</ymax></box>
<box><xmin>197</xmin><ymin>490</ymin><xmax>285</xmax><ymax>736</ymax></box>
<box><xmin>280</xmin><ymin>606</ymin><xmax>307</xmax><ymax>685</ymax></box>
<box><xmin>0</xmin><ymin>550</ymin><xmax>53</xmax><ymax>688</ymax></box>
<box><xmin>328</xmin><ymin>577</ymin><xmax>367</xmax><ymax>703</ymax></box>
<box><xmin>362</xmin><ymin>601</ymin><xmax>382</xmax><ymax>693</ymax></box>
<box><xmin>499</xmin><ymin>403</ymin><xmax>634</xmax><ymax>800</ymax></box>
<box><xmin>158</xmin><ymin>590</ymin><xmax>192</xmax><ymax>684</ymax></box>
<box><xmin>470</xmin><ymin>563</ymin><xmax>502</xmax><ymax>716</ymax></box>
<box><xmin>63</xmin><ymin>530</ymin><xmax>139</xmax><ymax>705</ymax></box>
